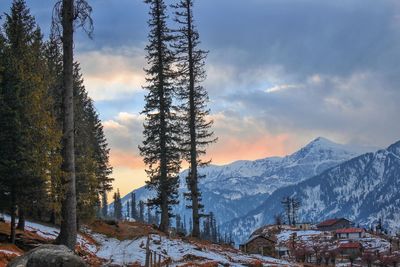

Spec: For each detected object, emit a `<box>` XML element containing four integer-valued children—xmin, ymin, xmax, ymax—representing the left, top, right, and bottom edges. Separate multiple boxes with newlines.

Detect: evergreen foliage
<box><xmin>172</xmin><ymin>0</ymin><xmax>216</xmax><ymax>237</ymax></box>
<box><xmin>140</xmin><ymin>0</ymin><xmax>181</xmax><ymax>233</ymax></box>
<box><xmin>113</xmin><ymin>190</ymin><xmax>123</xmax><ymax>220</ymax></box>
<box><xmin>0</xmin><ymin>0</ymin><xmax>112</xmax><ymax>245</ymax></box>
<box><xmin>0</xmin><ymin>0</ymin><xmax>62</xmax><ymax>243</ymax></box>
<box><xmin>139</xmin><ymin>200</ymin><xmax>145</xmax><ymax>222</ymax></box>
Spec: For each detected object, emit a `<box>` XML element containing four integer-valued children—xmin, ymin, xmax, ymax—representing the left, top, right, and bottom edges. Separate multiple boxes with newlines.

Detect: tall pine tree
<box><xmin>140</xmin><ymin>0</ymin><xmax>181</xmax><ymax>233</ymax></box>
<box><xmin>172</xmin><ymin>0</ymin><xmax>216</xmax><ymax>238</ymax></box>
<box><xmin>0</xmin><ymin>0</ymin><xmax>61</xmax><ymax>243</ymax></box>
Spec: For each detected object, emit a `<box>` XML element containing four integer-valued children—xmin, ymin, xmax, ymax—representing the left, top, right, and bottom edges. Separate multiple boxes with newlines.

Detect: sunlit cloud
<box><xmin>205</xmin><ymin>112</ymin><xmax>299</xmax><ymax>164</ymax></box>
<box><xmin>77</xmin><ymin>47</ymin><xmax>146</xmax><ymax>101</ymax></box>
<box><xmin>265</xmin><ymin>84</ymin><xmax>302</xmax><ymax>93</ymax></box>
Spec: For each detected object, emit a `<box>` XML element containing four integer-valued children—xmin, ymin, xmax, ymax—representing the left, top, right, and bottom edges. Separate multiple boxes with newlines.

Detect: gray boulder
<box><xmin>7</xmin><ymin>244</ymin><xmax>87</xmax><ymax>267</ymax></box>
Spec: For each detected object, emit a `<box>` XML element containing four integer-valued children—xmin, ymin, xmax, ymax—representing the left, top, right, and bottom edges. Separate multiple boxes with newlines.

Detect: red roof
<box><xmin>336</xmin><ymin>228</ymin><xmax>364</xmax><ymax>234</ymax></box>
<box><xmin>317</xmin><ymin>218</ymin><xmax>343</xmax><ymax>227</ymax></box>
<box><xmin>339</xmin><ymin>242</ymin><xmax>361</xmax><ymax>249</ymax></box>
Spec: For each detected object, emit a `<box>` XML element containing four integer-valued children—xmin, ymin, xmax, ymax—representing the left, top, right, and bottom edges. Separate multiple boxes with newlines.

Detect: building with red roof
<box><xmin>336</xmin><ymin>228</ymin><xmax>365</xmax><ymax>239</ymax></box>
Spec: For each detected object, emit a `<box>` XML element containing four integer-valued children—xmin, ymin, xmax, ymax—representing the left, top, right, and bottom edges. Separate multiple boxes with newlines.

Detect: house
<box><xmin>338</xmin><ymin>242</ymin><xmax>363</xmax><ymax>255</ymax></box>
<box><xmin>239</xmin><ymin>235</ymin><xmax>276</xmax><ymax>256</ymax></box>
<box><xmin>317</xmin><ymin>218</ymin><xmax>352</xmax><ymax>231</ymax></box>
<box><xmin>335</xmin><ymin>228</ymin><xmax>365</xmax><ymax>239</ymax></box>
<box><xmin>295</xmin><ymin>222</ymin><xmax>312</xmax><ymax>230</ymax></box>
<box><xmin>275</xmin><ymin>246</ymin><xmax>290</xmax><ymax>258</ymax></box>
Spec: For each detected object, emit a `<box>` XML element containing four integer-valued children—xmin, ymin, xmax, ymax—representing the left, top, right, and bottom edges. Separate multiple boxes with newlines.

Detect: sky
<box><xmin>1</xmin><ymin>0</ymin><xmax>400</xmax><ymax>198</ymax></box>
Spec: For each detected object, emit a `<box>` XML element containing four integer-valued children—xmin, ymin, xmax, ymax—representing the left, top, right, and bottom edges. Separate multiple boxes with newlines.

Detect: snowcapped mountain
<box><xmin>224</xmin><ymin>140</ymin><xmax>400</xmax><ymax>245</ymax></box>
<box><xmin>118</xmin><ymin>137</ymin><xmax>368</xmax><ymax>226</ymax></box>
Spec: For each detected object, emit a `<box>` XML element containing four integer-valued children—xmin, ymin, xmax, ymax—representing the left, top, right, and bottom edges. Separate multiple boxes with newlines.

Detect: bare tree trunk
<box><xmin>56</xmin><ymin>0</ymin><xmax>77</xmax><ymax>250</ymax></box>
<box><xmin>16</xmin><ymin>207</ymin><xmax>25</xmax><ymax>230</ymax></box>
<box><xmin>49</xmin><ymin>209</ymin><xmax>56</xmax><ymax>224</ymax></box>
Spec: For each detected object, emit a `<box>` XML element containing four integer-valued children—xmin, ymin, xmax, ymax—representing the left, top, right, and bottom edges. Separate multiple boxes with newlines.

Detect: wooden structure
<box><xmin>145</xmin><ymin>235</ymin><xmax>171</xmax><ymax>267</ymax></box>
<box><xmin>335</xmin><ymin>228</ymin><xmax>365</xmax><ymax>240</ymax></box>
<box><xmin>239</xmin><ymin>235</ymin><xmax>276</xmax><ymax>256</ymax></box>
<box><xmin>317</xmin><ymin>218</ymin><xmax>352</xmax><ymax>231</ymax></box>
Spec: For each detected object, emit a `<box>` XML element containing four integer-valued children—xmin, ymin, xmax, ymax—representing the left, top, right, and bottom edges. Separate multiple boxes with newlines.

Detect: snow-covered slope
<box><xmin>1</xmin><ymin>216</ymin><xmax>292</xmax><ymax>266</ymax></box>
<box><xmin>118</xmin><ymin>137</ymin><xmax>369</xmax><ymax>226</ymax></box>
<box><xmin>224</xmin><ymin>140</ymin><xmax>400</xmax><ymax>245</ymax></box>
<box><xmin>92</xmin><ymin>233</ymin><xmax>292</xmax><ymax>266</ymax></box>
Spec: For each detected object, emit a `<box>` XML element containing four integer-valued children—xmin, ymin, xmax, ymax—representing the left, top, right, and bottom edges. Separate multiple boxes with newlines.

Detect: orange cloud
<box><xmin>208</xmin><ymin>134</ymin><xmax>294</xmax><ymax>165</ymax></box>
<box><xmin>109</xmin><ymin>150</ymin><xmax>145</xmax><ymax>170</ymax></box>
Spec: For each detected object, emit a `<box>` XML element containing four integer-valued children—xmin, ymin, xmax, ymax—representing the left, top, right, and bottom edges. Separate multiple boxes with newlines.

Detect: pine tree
<box><xmin>140</xmin><ymin>0</ymin><xmax>181</xmax><ymax>233</ymax></box>
<box><xmin>44</xmin><ymin>35</ymin><xmax>64</xmax><ymax>225</ymax></box>
<box><xmin>172</xmin><ymin>0</ymin><xmax>216</xmax><ymax>238</ymax></box>
<box><xmin>126</xmin><ymin>200</ymin><xmax>130</xmax><ymax>218</ymax></box>
<box><xmin>281</xmin><ymin>196</ymin><xmax>292</xmax><ymax>225</ymax></box>
<box><xmin>131</xmin><ymin>192</ymin><xmax>137</xmax><ymax>220</ymax></box>
<box><xmin>209</xmin><ymin>212</ymin><xmax>217</xmax><ymax>242</ymax></box>
<box><xmin>113</xmin><ymin>190</ymin><xmax>122</xmax><ymax>220</ymax></box>
<box><xmin>73</xmin><ymin>63</ymin><xmax>113</xmax><ymax>223</ymax></box>
<box><xmin>176</xmin><ymin>214</ymin><xmax>182</xmax><ymax>232</ymax></box>
<box><xmin>139</xmin><ymin>200</ymin><xmax>145</xmax><ymax>222</ymax></box>
<box><xmin>0</xmin><ymin>0</ymin><xmax>61</xmax><ymax>242</ymax></box>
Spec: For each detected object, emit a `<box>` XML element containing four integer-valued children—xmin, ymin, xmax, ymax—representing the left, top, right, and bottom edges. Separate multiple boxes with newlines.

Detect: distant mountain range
<box><xmin>114</xmin><ymin>137</ymin><xmax>386</xmax><ymax>243</ymax></box>
<box><xmin>224</xmin><ymin>140</ymin><xmax>400</xmax><ymax>244</ymax></box>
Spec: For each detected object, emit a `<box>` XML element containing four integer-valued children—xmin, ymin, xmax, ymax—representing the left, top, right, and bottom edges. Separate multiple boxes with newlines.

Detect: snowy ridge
<box><xmin>117</xmin><ymin>137</ymin><xmax>369</xmax><ymax>229</ymax></box>
<box><xmin>224</xmin><ymin>140</ymin><xmax>400</xmax><ymax>245</ymax></box>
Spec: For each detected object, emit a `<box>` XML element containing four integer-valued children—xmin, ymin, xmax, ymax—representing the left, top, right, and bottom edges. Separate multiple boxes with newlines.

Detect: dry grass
<box><xmin>0</xmin><ymin>222</ymin><xmax>49</xmax><ymax>243</ymax></box>
<box><xmin>0</xmin><ymin>244</ymin><xmax>23</xmax><ymax>267</ymax></box>
<box><xmin>88</xmin><ymin>220</ymin><xmax>164</xmax><ymax>241</ymax></box>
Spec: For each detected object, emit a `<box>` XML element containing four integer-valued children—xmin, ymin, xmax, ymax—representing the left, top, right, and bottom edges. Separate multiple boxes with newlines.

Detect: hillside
<box><xmin>0</xmin><ymin>216</ymin><xmax>292</xmax><ymax>266</ymax></box>
<box><xmin>224</xmin><ymin>140</ymin><xmax>400</xmax><ymax>244</ymax></box>
<box><xmin>117</xmin><ymin>137</ymin><xmax>370</xmax><ymax>226</ymax></box>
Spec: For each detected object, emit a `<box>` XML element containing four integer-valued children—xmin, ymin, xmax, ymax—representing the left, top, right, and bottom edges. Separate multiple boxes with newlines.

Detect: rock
<box><xmin>7</xmin><ymin>244</ymin><xmax>87</xmax><ymax>267</ymax></box>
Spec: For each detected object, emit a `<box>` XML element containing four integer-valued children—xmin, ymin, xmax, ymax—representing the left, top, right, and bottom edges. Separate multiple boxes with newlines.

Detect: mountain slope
<box><xmin>118</xmin><ymin>137</ymin><xmax>368</xmax><ymax>226</ymax></box>
<box><xmin>224</xmin><ymin>140</ymin><xmax>400</xmax><ymax>245</ymax></box>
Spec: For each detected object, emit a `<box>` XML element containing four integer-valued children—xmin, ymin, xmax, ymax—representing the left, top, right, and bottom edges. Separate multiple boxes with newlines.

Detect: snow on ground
<box><xmin>1</xmin><ymin>215</ymin><xmax>292</xmax><ymax>266</ymax></box>
<box><xmin>91</xmin><ymin>233</ymin><xmax>292</xmax><ymax>266</ymax></box>
<box><xmin>2</xmin><ymin>215</ymin><xmax>97</xmax><ymax>253</ymax></box>
<box><xmin>277</xmin><ymin>229</ymin><xmax>322</xmax><ymax>243</ymax></box>
<box><xmin>0</xmin><ymin>249</ymin><xmax>21</xmax><ymax>256</ymax></box>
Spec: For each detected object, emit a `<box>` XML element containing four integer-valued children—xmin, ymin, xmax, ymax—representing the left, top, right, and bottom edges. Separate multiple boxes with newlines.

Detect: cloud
<box><xmin>265</xmin><ymin>84</ymin><xmax>302</xmax><ymax>94</ymax></box>
<box><xmin>77</xmin><ymin>47</ymin><xmax>147</xmax><ymax>101</ymax></box>
<box><xmin>205</xmin><ymin>112</ymin><xmax>300</xmax><ymax>164</ymax></box>
<box><xmin>224</xmin><ymin>70</ymin><xmax>400</xmax><ymax>147</ymax></box>
<box><xmin>103</xmin><ymin>112</ymin><xmax>144</xmax><ymax>155</ymax></box>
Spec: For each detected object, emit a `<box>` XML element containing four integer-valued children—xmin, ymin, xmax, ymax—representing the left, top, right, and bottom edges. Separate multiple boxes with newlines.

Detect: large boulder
<box><xmin>7</xmin><ymin>244</ymin><xmax>87</xmax><ymax>267</ymax></box>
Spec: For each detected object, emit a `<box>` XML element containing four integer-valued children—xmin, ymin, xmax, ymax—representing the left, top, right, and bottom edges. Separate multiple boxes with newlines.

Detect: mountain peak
<box><xmin>308</xmin><ymin>136</ymin><xmax>339</xmax><ymax>147</ymax></box>
<box><xmin>300</xmin><ymin>137</ymin><xmax>347</xmax><ymax>154</ymax></box>
<box><xmin>387</xmin><ymin>140</ymin><xmax>400</xmax><ymax>155</ymax></box>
